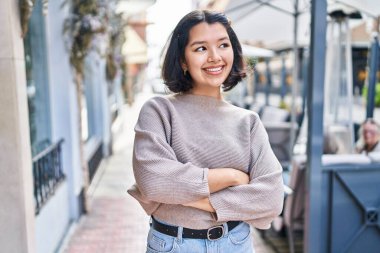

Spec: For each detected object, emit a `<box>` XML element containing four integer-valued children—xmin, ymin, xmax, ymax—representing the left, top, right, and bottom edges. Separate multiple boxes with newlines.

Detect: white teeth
<box><xmin>205</xmin><ymin>67</ymin><xmax>222</xmax><ymax>72</ymax></box>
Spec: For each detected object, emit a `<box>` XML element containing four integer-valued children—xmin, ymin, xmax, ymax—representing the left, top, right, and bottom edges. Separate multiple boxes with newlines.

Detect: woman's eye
<box><xmin>195</xmin><ymin>46</ymin><xmax>206</xmax><ymax>52</ymax></box>
<box><xmin>220</xmin><ymin>43</ymin><xmax>230</xmax><ymax>48</ymax></box>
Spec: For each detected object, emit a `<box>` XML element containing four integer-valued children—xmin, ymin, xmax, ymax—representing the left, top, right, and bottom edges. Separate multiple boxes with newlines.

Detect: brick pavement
<box><xmin>61</xmin><ymin>91</ymin><xmax>276</xmax><ymax>253</ymax></box>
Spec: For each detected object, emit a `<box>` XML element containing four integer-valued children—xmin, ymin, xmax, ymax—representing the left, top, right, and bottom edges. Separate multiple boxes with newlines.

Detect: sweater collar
<box><xmin>174</xmin><ymin>93</ymin><xmax>227</xmax><ymax>107</ymax></box>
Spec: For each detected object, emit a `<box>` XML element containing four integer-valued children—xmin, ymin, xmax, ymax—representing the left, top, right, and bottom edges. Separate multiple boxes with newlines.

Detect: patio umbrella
<box><xmin>225</xmin><ymin>0</ymin><xmax>310</xmax><ymax>45</ymax></box>
<box><xmin>336</xmin><ymin>0</ymin><xmax>380</xmax><ymax>17</ymax></box>
<box><xmin>224</xmin><ymin>0</ymin><xmax>310</xmax><ymax>157</ymax></box>
<box><xmin>224</xmin><ymin>0</ymin><xmax>380</xmax><ymax>149</ymax></box>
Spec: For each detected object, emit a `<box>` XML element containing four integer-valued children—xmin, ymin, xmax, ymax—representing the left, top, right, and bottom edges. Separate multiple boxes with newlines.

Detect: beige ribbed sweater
<box><xmin>128</xmin><ymin>93</ymin><xmax>284</xmax><ymax>229</ymax></box>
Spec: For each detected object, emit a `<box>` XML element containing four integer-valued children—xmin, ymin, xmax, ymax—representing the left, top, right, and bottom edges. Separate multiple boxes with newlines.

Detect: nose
<box><xmin>207</xmin><ymin>48</ymin><xmax>222</xmax><ymax>63</ymax></box>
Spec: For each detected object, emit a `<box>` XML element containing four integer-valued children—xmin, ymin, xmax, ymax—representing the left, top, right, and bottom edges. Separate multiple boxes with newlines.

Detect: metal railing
<box><xmin>88</xmin><ymin>143</ymin><xmax>103</xmax><ymax>183</ymax></box>
<box><xmin>32</xmin><ymin>139</ymin><xmax>65</xmax><ymax>214</ymax></box>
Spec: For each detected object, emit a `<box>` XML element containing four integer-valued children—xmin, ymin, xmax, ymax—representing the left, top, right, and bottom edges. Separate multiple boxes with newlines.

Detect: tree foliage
<box><xmin>362</xmin><ymin>82</ymin><xmax>380</xmax><ymax>107</ymax></box>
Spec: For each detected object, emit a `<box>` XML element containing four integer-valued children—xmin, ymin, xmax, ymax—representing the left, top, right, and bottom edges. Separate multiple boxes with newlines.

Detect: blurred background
<box><xmin>0</xmin><ymin>0</ymin><xmax>379</xmax><ymax>252</ymax></box>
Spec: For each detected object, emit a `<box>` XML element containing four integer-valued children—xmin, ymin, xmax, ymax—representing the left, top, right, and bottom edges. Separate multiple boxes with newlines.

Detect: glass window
<box><xmin>82</xmin><ymin>57</ymin><xmax>99</xmax><ymax>142</ymax></box>
<box><xmin>24</xmin><ymin>0</ymin><xmax>52</xmax><ymax>156</ymax></box>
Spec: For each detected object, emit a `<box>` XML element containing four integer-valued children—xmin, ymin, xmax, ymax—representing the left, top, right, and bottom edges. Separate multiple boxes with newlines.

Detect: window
<box><xmin>24</xmin><ymin>0</ymin><xmax>52</xmax><ymax>156</ymax></box>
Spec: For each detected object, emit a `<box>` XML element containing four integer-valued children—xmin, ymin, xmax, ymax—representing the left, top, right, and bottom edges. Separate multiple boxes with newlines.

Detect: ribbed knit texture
<box><xmin>128</xmin><ymin>93</ymin><xmax>284</xmax><ymax>229</ymax></box>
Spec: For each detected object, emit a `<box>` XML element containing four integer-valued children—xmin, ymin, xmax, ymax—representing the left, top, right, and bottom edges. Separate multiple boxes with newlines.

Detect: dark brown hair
<box><xmin>161</xmin><ymin>10</ymin><xmax>246</xmax><ymax>93</ymax></box>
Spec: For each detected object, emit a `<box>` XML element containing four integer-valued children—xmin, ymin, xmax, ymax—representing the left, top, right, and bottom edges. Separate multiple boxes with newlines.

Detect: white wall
<box><xmin>84</xmin><ymin>50</ymin><xmax>111</xmax><ymax>157</ymax></box>
<box><xmin>0</xmin><ymin>0</ymin><xmax>36</xmax><ymax>252</ymax></box>
<box><xmin>46</xmin><ymin>0</ymin><xmax>83</xmax><ymax>222</ymax></box>
<box><xmin>35</xmin><ymin>183</ymin><xmax>70</xmax><ymax>253</ymax></box>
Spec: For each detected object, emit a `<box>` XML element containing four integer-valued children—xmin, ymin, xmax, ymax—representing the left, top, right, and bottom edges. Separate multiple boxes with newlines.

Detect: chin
<box><xmin>209</xmin><ymin>79</ymin><xmax>227</xmax><ymax>87</ymax></box>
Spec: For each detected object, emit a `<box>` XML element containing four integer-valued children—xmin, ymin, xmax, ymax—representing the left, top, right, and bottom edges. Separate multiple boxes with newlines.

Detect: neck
<box><xmin>189</xmin><ymin>87</ymin><xmax>222</xmax><ymax>99</ymax></box>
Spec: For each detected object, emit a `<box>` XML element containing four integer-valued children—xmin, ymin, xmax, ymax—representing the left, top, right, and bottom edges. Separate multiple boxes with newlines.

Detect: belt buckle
<box><xmin>207</xmin><ymin>225</ymin><xmax>224</xmax><ymax>241</ymax></box>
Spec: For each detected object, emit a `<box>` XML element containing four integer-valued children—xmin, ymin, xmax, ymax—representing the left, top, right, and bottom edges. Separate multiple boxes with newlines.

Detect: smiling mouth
<box><xmin>203</xmin><ymin>66</ymin><xmax>224</xmax><ymax>75</ymax></box>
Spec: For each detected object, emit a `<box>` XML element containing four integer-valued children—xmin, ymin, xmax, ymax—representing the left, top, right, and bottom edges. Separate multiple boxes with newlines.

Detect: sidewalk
<box><xmin>61</xmin><ymin>91</ymin><xmax>275</xmax><ymax>253</ymax></box>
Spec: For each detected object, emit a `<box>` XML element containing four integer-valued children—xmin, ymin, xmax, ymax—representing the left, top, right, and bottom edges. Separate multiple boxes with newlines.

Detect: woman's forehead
<box><xmin>187</xmin><ymin>22</ymin><xmax>229</xmax><ymax>44</ymax></box>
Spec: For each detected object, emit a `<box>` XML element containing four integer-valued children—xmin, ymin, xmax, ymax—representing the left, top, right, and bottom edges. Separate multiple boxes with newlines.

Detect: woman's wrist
<box><xmin>208</xmin><ymin>168</ymin><xmax>236</xmax><ymax>193</ymax></box>
<box><xmin>207</xmin><ymin>168</ymin><xmax>249</xmax><ymax>193</ymax></box>
<box><xmin>231</xmin><ymin>169</ymin><xmax>250</xmax><ymax>186</ymax></box>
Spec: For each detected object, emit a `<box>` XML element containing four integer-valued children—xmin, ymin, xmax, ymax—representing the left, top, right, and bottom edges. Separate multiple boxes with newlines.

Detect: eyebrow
<box><xmin>189</xmin><ymin>36</ymin><xmax>230</xmax><ymax>47</ymax></box>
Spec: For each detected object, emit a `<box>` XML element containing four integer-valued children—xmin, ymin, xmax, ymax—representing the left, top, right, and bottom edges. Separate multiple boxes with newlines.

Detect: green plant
<box><xmin>63</xmin><ymin>0</ymin><xmax>106</xmax><ymax>75</ymax></box>
<box><xmin>362</xmin><ymin>82</ymin><xmax>380</xmax><ymax>107</ymax></box>
<box><xmin>245</xmin><ymin>56</ymin><xmax>257</xmax><ymax>74</ymax></box>
<box><xmin>279</xmin><ymin>100</ymin><xmax>289</xmax><ymax>110</ymax></box>
<box><xmin>19</xmin><ymin>0</ymin><xmax>36</xmax><ymax>37</ymax></box>
<box><xmin>105</xmin><ymin>13</ymin><xmax>127</xmax><ymax>81</ymax></box>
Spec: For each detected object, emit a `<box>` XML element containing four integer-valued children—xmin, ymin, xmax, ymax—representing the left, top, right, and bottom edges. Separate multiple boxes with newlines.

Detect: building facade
<box><xmin>0</xmin><ymin>0</ymin><xmax>127</xmax><ymax>252</ymax></box>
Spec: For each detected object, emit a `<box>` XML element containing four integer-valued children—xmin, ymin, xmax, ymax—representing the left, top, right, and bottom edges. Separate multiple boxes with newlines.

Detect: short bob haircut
<box><xmin>161</xmin><ymin>10</ymin><xmax>246</xmax><ymax>93</ymax></box>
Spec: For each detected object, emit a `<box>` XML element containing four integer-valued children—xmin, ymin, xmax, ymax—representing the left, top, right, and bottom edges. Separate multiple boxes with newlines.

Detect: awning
<box><xmin>122</xmin><ymin>26</ymin><xmax>148</xmax><ymax>64</ymax></box>
<box><xmin>336</xmin><ymin>0</ymin><xmax>380</xmax><ymax>17</ymax></box>
<box><xmin>116</xmin><ymin>0</ymin><xmax>156</xmax><ymax>16</ymax></box>
<box><xmin>241</xmin><ymin>44</ymin><xmax>275</xmax><ymax>58</ymax></box>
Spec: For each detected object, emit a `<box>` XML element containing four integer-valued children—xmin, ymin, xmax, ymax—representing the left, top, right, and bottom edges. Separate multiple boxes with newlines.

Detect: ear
<box><xmin>181</xmin><ymin>61</ymin><xmax>187</xmax><ymax>71</ymax></box>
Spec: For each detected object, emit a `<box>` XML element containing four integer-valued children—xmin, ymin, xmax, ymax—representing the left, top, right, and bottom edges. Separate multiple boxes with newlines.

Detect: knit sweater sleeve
<box><xmin>209</xmin><ymin>116</ymin><xmax>284</xmax><ymax>229</ymax></box>
<box><xmin>132</xmin><ymin>98</ymin><xmax>210</xmax><ymax>205</ymax></box>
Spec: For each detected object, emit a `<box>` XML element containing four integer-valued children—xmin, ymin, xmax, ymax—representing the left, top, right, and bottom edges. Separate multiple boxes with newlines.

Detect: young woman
<box><xmin>128</xmin><ymin>10</ymin><xmax>284</xmax><ymax>253</ymax></box>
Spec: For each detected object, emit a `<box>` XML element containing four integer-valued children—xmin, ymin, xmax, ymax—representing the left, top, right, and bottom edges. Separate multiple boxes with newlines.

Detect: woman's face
<box><xmin>183</xmin><ymin>22</ymin><xmax>234</xmax><ymax>95</ymax></box>
<box><xmin>363</xmin><ymin>122</ymin><xmax>379</xmax><ymax>146</ymax></box>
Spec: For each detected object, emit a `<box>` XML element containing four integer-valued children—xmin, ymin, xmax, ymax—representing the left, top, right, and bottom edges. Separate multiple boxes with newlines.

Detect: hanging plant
<box><xmin>105</xmin><ymin>13</ymin><xmax>127</xmax><ymax>81</ymax></box>
<box><xmin>19</xmin><ymin>0</ymin><xmax>36</xmax><ymax>37</ymax></box>
<box><xmin>106</xmin><ymin>52</ymin><xmax>117</xmax><ymax>80</ymax></box>
<box><xmin>63</xmin><ymin>0</ymin><xmax>106</xmax><ymax>75</ymax></box>
<box><xmin>62</xmin><ymin>0</ymin><xmax>107</xmax><ymax>213</ymax></box>
<box><xmin>246</xmin><ymin>56</ymin><xmax>257</xmax><ymax>73</ymax></box>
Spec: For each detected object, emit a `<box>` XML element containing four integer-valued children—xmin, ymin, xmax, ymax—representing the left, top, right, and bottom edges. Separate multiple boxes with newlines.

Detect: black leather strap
<box><xmin>151</xmin><ymin>217</ymin><xmax>241</xmax><ymax>240</ymax></box>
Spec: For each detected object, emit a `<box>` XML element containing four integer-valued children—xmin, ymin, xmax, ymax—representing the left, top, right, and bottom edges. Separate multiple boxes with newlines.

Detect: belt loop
<box><xmin>223</xmin><ymin>222</ymin><xmax>229</xmax><ymax>235</ymax></box>
<box><xmin>177</xmin><ymin>226</ymin><xmax>183</xmax><ymax>243</ymax></box>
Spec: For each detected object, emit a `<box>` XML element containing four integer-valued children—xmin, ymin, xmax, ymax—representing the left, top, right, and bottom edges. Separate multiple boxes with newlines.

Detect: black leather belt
<box><xmin>151</xmin><ymin>217</ymin><xmax>241</xmax><ymax>240</ymax></box>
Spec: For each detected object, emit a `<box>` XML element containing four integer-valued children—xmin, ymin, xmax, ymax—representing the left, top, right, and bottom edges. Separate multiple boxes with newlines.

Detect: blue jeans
<box><xmin>146</xmin><ymin>219</ymin><xmax>255</xmax><ymax>253</ymax></box>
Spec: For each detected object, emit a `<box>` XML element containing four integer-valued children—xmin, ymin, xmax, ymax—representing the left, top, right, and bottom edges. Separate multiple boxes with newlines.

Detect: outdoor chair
<box><xmin>264</xmin><ymin>122</ymin><xmax>299</xmax><ymax>170</ymax></box>
<box><xmin>325</xmin><ymin>124</ymin><xmax>354</xmax><ymax>154</ymax></box>
<box><xmin>283</xmin><ymin>155</ymin><xmax>306</xmax><ymax>253</ymax></box>
<box><xmin>260</xmin><ymin>105</ymin><xmax>290</xmax><ymax>123</ymax></box>
<box><xmin>249</xmin><ymin>102</ymin><xmax>263</xmax><ymax>114</ymax></box>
